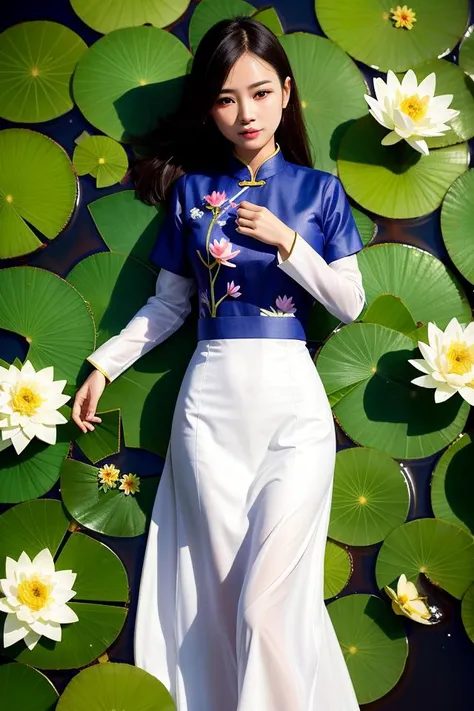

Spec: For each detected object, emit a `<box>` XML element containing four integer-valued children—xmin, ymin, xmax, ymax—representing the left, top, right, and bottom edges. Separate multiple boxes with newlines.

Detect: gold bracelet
<box><xmin>287</xmin><ymin>230</ymin><xmax>298</xmax><ymax>258</ymax></box>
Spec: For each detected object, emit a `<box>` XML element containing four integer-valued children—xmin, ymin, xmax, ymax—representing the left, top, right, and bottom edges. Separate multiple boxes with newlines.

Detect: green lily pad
<box><xmin>324</xmin><ymin>540</ymin><xmax>352</xmax><ymax>599</ymax></box>
<box><xmin>403</xmin><ymin>59</ymin><xmax>474</xmax><ymax>149</ymax></box>
<box><xmin>459</xmin><ymin>24</ymin><xmax>474</xmax><ymax>79</ymax></box>
<box><xmin>431</xmin><ymin>432</ymin><xmax>474</xmax><ymax>534</ymax></box>
<box><xmin>0</xmin><ymin>422</ymin><xmax>70</xmax><ymax>504</ymax></box>
<box><xmin>67</xmin><ymin>252</ymin><xmax>156</xmax><ymax>348</ymax></box>
<box><xmin>73</xmin><ymin>135</ymin><xmax>128</xmax><ymax>188</ymax></box>
<box><xmin>306</xmin><ymin>301</ymin><xmax>340</xmax><ymax>344</ymax></box>
<box><xmin>0</xmin><ymin>267</ymin><xmax>96</xmax><ymax>384</ymax></box>
<box><xmin>357</xmin><ymin>243</ymin><xmax>472</xmax><ymax>329</ymax></box>
<box><xmin>327</xmin><ymin>593</ymin><xmax>408</xmax><ymax>705</ymax></box>
<box><xmin>0</xmin><ymin>662</ymin><xmax>58</xmax><ymax>711</ymax></box>
<box><xmin>189</xmin><ymin>0</ymin><xmax>255</xmax><ymax>52</ymax></box>
<box><xmin>70</xmin><ymin>0</ymin><xmax>190</xmax><ymax>34</ymax></box>
<box><xmin>461</xmin><ymin>581</ymin><xmax>474</xmax><ymax>643</ymax></box>
<box><xmin>316</xmin><ymin>322</ymin><xmax>470</xmax><ymax>459</ymax></box>
<box><xmin>0</xmin><ymin>130</ymin><xmax>78</xmax><ymax>259</ymax></box>
<box><xmin>0</xmin><ymin>21</ymin><xmax>87</xmax><ymax>123</ymax></box>
<box><xmin>316</xmin><ymin>0</ymin><xmax>470</xmax><ymax>73</ymax></box>
<box><xmin>95</xmin><ymin>317</ymin><xmax>196</xmax><ymax>456</ymax></box>
<box><xmin>351</xmin><ymin>207</ymin><xmax>376</xmax><ymax>247</ymax></box>
<box><xmin>337</xmin><ymin>115</ymin><xmax>469</xmax><ymax>219</ymax></box>
<box><xmin>328</xmin><ymin>447</ymin><xmax>409</xmax><ymax>546</ymax></box>
<box><xmin>57</xmin><ymin>662</ymin><xmax>175</xmax><ymax>711</ymax></box>
<box><xmin>60</xmin><ymin>458</ymin><xmax>159</xmax><ymax>537</ymax></box>
<box><xmin>375</xmin><ymin>518</ymin><xmax>474</xmax><ymax>599</ymax></box>
<box><xmin>441</xmin><ymin>170</ymin><xmax>474</xmax><ymax>285</ymax></box>
<box><xmin>88</xmin><ymin>190</ymin><xmax>165</xmax><ymax>266</ymax></box>
<box><xmin>279</xmin><ymin>33</ymin><xmax>368</xmax><ymax>174</ymax></box>
<box><xmin>251</xmin><ymin>6</ymin><xmax>284</xmax><ymax>35</ymax></box>
<box><xmin>75</xmin><ymin>409</ymin><xmax>121</xmax><ymax>464</ymax></box>
<box><xmin>73</xmin><ymin>27</ymin><xmax>191</xmax><ymax>142</ymax></box>
<box><xmin>0</xmin><ymin>499</ymin><xmax>128</xmax><ymax>669</ymax></box>
<box><xmin>362</xmin><ymin>294</ymin><xmax>417</xmax><ymax>336</ymax></box>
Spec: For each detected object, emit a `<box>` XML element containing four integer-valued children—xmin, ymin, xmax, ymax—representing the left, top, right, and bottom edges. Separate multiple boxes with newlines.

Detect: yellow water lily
<box><xmin>384</xmin><ymin>573</ymin><xmax>432</xmax><ymax>624</ymax></box>
<box><xmin>364</xmin><ymin>69</ymin><xmax>459</xmax><ymax>155</ymax></box>
<box><xmin>408</xmin><ymin>318</ymin><xmax>474</xmax><ymax>405</ymax></box>
<box><xmin>119</xmin><ymin>473</ymin><xmax>140</xmax><ymax>496</ymax></box>
<box><xmin>0</xmin><ymin>360</ymin><xmax>70</xmax><ymax>455</ymax></box>
<box><xmin>98</xmin><ymin>463</ymin><xmax>121</xmax><ymax>492</ymax></box>
<box><xmin>0</xmin><ymin>548</ymin><xmax>78</xmax><ymax>649</ymax></box>
<box><xmin>390</xmin><ymin>5</ymin><xmax>417</xmax><ymax>30</ymax></box>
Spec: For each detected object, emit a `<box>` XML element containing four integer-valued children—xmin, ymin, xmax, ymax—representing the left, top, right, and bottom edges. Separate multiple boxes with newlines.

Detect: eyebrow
<box><xmin>218</xmin><ymin>80</ymin><xmax>273</xmax><ymax>95</ymax></box>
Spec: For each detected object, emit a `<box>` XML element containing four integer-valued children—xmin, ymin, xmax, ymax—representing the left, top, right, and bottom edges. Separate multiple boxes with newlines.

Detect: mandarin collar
<box><xmin>226</xmin><ymin>143</ymin><xmax>286</xmax><ymax>187</ymax></box>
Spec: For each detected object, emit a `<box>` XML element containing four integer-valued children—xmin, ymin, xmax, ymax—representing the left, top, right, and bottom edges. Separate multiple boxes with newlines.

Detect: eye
<box><xmin>255</xmin><ymin>90</ymin><xmax>271</xmax><ymax>98</ymax></box>
<box><xmin>216</xmin><ymin>97</ymin><xmax>233</xmax><ymax>106</ymax></box>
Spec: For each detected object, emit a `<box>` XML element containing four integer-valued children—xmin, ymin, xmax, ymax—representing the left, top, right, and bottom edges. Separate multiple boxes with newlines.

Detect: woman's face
<box><xmin>210</xmin><ymin>51</ymin><xmax>291</xmax><ymax>155</ymax></box>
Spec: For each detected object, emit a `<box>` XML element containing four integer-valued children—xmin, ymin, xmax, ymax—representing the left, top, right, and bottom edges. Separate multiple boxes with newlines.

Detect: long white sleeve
<box><xmin>86</xmin><ymin>269</ymin><xmax>197</xmax><ymax>383</ymax></box>
<box><xmin>277</xmin><ymin>233</ymin><xmax>366</xmax><ymax>324</ymax></box>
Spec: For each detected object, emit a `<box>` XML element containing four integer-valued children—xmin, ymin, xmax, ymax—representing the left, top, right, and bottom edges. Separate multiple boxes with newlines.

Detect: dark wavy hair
<box><xmin>131</xmin><ymin>16</ymin><xmax>312</xmax><ymax>205</ymax></box>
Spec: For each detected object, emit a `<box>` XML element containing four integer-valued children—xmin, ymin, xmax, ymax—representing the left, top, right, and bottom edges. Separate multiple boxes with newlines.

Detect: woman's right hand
<box><xmin>72</xmin><ymin>370</ymin><xmax>107</xmax><ymax>434</ymax></box>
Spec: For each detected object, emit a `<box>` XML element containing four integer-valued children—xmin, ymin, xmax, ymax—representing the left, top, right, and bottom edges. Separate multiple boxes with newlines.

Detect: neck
<box><xmin>233</xmin><ymin>137</ymin><xmax>277</xmax><ymax>175</ymax></box>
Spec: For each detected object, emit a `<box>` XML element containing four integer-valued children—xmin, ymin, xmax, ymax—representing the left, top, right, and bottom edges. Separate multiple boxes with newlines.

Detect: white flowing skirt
<box><xmin>134</xmin><ymin>337</ymin><xmax>359</xmax><ymax>711</ymax></box>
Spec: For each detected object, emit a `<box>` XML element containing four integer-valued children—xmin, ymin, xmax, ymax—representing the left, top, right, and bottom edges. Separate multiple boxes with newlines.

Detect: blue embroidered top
<box><xmin>150</xmin><ymin>144</ymin><xmax>363</xmax><ymax>341</ymax></box>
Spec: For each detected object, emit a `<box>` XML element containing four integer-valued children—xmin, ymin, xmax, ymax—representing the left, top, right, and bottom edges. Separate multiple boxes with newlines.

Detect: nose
<box><xmin>237</xmin><ymin>98</ymin><xmax>255</xmax><ymax>125</ymax></box>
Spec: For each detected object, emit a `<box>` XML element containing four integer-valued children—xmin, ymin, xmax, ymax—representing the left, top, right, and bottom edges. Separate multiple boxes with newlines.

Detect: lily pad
<box><xmin>279</xmin><ymin>33</ymin><xmax>368</xmax><ymax>173</ymax></box>
<box><xmin>88</xmin><ymin>190</ymin><xmax>165</xmax><ymax>265</ymax></box>
<box><xmin>60</xmin><ymin>458</ymin><xmax>159</xmax><ymax>537</ymax></box>
<box><xmin>316</xmin><ymin>0</ymin><xmax>470</xmax><ymax>73</ymax></box>
<box><xmin>251</xmin><ymin>6</ymin><xmax>284</xmax><ymax>35</ymax></box>
<box><xmin>73</xmin><ymin>27</ymin><xmax>192</xmax><ymax>142</ymax></box>
<box><xmin>441</xmin><ymin>170</ymin><xmax>474</xmax><ymax>285</ymax></box>
<box><xmin>337</xmin><ymin>115</ymin><xmax>469</xmax><ymax>219</ymax></box>
<box><xmin>459</xmin><ymin>25</ymin><xmax>474</xmax><ymax>79</ymax></box>
<box><xmin>189</xmin><ymin>0</ymin><xmax>255</xmax><ymax>52</ymax></box>
<box><xmin>362</xmin><ymin>294</ymin><xmax>417</xmax><ymax>336</ymax></box>
<box><xmin>324</xmin><ymin>540</ymin><xmax>352</xmax><ymax>599</ymax></box>
<box><xmin>328</xmin><ymin>447</ymin><xmax>409</xmax><ymax>546</ymax></box>
<box><xmin>70</xmin><ymin>0</ymin><xmax>190</xmax><ymax>34</ymax></box>
<box><xmin>0</xmin><ymin>662</ymin><xmax>58</xmax><ymax>711</ymax></box>
<box><xmin>0</xmin><ymin>130</ymin><xmax>78</xmax><ymax>259</ymax></box>
<box><xmin>375</xmin><ymin>518</ymin><xmax>474</xmax><ymax>599</ymax></box>
<box><xmin>431</xmin><ymin>432</ymin><xmax>474</xmax><ymax>534</ymax></box>
<box><xmin>461</xmin><ymin>581</ymin><xmax>474</xmax><ymax>643</ymax></box>
<box><xmin>351</xmin><ymin>207</ymin><xmax>376</xmax><ymax>247</ymax></box>
<box><xmin>0</xmin><ymin>267</ymin><xmax>96</xmax><ymax>384</ymax></box>
<box><xmin>73</xmin><ymin>135</ymin><xmax>128</xmax><ymax>188</ymax></box>
<box><xmin>57</xmin><ymin>662</ymin><xmax>175</xmax><ymax>711</ymax></box>
<box><xmin>0</xmin><ymin>499</ymin><xmax>128</xmax><ymax>669</ymax></box>
<box><xmin>0</xmin><ymin>21</ymin><xmax>87</xmax><ymax>123</ymax></box>
<box><xmin>327</xmin><ymin>593</ymin><xmax>408</xmax><ymax>705</ymax></box>
<box><xmin>67</xmin><ymin>252</ymin><xmax>157</xmax><ymax>348</ymax></box>
<box><xmin>316</xmin><ymin>322</ymin><xmax>470</xmax><ymax>459</ymax></box>
<box><xmin>357</xmin><ymin>243</ymin><xmax>472</xmax><ymax>329</ymax></box>
<box><xmin>75</xmin><ymin>409</ymin><xmax>121</xmax><ymax>464</ymax></box>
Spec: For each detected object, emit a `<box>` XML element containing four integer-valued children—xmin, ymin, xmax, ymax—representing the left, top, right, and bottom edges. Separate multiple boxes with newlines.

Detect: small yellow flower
<box><xmin>119</xmin><ymin>473</ymin><xmax>140</xmax><ymax>496</ymax></box>
<box><xmin>97</xmin><ymin>463</ymin><xmax>121</xmax><ymax>492</ymax></box>
<box><xmin>390</xmin><ymin>5</ymin><xmax>417</xmax><ymax>30</ymax></box>
<box><xmin>384</xmin><ymin>574</ymin><xmax>432</xmax><ymax>625</ymax></box>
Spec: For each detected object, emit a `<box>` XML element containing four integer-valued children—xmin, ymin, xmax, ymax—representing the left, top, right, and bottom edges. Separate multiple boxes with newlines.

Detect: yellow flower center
<box><xmin>400</xmin><ymin>94</ymin><xmax>429</xmax><ymax>122</ymax></box>
<box><xmin>445</xmin><ymin>341</ymin><xmax>474</xmax><ymax>375</ymax></box>
<box><xmin>17</xmin><ymin>575</ymin><xmax>51</xmax><ymax>611</ymax></box>
<box><xmin>398</xmin><ymin>593</ymin><xmax>409</xmax><ymax>604</ymax></box>
<box><xmin>390</xmin><ymin>5</ymin><xmax>417</xmax><ymax>30</ymax></box>
<box><xmin>12</xmin><ymin>385</ymin><xmax>43</xmax><ymax>416</ymax></box>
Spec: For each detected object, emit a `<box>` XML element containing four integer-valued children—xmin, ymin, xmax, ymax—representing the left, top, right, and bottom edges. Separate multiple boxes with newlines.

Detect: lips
<box><xmin>240</xmin><ymin>129</ymin><xmax>260</xmax><ymax>135</ymax></box>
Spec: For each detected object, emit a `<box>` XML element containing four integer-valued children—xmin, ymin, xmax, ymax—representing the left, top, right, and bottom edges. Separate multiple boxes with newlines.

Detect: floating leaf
<box><xmin>75</xmin><ymin>409</ymin><xmax>121</xmax><ymax>464</ymax></box>
<box><xmin>461</xmin><ymin>581</ymin><xmax>474</xmax><ymax>643</ymax></box>
<box><xmin>73</xmin><ymin>135</ymin><xmax>128</xmax><ymax>188</ymax></box>
<box><xmin>0</xmin><ymin>662</ymin><xmax>58</xmax><ymax>711</ymax></box>
<box><xmin>189</xmin><ymin>0</ymin><xmax>255</xmax><ymax>52</ymax></box>
<box><xmin>431</xmin><ymin>432</ymin><xmax>474</xmax><ymax>534</ymax></box>
<box><xmin>324</xmin><ymin>540</ymin><xmax>352</xmax><ymax>599</ymax></box>
<box><xmin>362</xmin><ymin>294</ymin><xmax>417</xmax><ymax>336</ymax></box>
<box><xmin>441</xmin><ymin>170</ymin><xmax>474</xmax><ymax>285</ymax></box>
<box><xmin>70</xmin><ymin>0</ymin><xmax>190</xmax><ymax>34</ymax></box>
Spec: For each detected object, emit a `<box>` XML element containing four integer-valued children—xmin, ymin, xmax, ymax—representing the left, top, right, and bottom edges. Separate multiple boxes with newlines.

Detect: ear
<box><xmin>282</xmin><ymin>76</ymin><xmax>291</xmax><ymax>109</ymax></box>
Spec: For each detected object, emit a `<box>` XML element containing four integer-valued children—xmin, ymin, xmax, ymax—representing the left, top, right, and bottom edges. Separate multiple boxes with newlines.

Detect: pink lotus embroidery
<box><xmin>204</xmin><ymin>191</ymin><xmax>227</xmax><ymax>208</ymax></box>
<box><xmin>227</xmin><ymin>281</ymin><xmax>241</xmax><ymax>298</ymax></box>
<box><xmin>209</xmin><ymin>238</ymin><xmax>240</xmax><ymax>267</ymax></box>
<box><xmin>275</xmin><ymin>295</ymin><xmax>296</xmax><ymax>314</ymax></box>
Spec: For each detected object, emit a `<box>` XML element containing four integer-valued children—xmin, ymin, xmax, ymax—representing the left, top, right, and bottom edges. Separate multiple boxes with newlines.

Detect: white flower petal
<box><xmin>30</xmin><ymin>619</ymin><xmax>62</xmax><ymax>642</ymax></box>
<box><xmin>401</xmin><ymin>69</ymin><xmax>418</xmax><ymax>94</ymax></box>
<box><xmin>434</xmin><ymin>384</ymin><xmax>456</xmax><ymax>403</ymax></box>
<box><xmin>46</xmin><ymin>604</ymin><xmax>79</xmax><ymax>624</ymax></box>
<box><xmin>418</xmin><ymin>341</ymin><xmax>438</xmax><ymax>370</ymax></box>
<box><xmin>30</xmin><ymin>423</ymin><xmax>57</xmax><ymax>446</ymax></box>
<box><xmin>51</xmin><ymin>587</ymin><xmax>77</xmax><ymax>606</ymax></box>
<box><xmin>3</xmin><ymin>612</ymin><xmax>29</xmax><ymax>647</ymax></box>
<box><xmin>32</xmin><ymin>548</ymin><xmax>55</xmax><ymax>575</ymax></box>
<box><xmin>23</xmin><ymin>629</ymin><xmax>41</xmax><ymax>650</ymax></box>
<box><xmin>11</xmin><ymin>429</ymin><xmax>33</xmax><ymax>455</ymax></box>
<box><xmin>53</xmin><ymin>570</ymin><xmax>76</xmax><ymax>588</ymax></box>
<box><xmin>381</xmin><ymin>131</ymin><xmax>404</xmax><ymax>146</ymax></box>
<box><xmin>417</xmin><ymin>72</ymin><xmax>436</xmax><ymax>98</ymax></box>
<box><xmin>408</xmin><ymin>358</ymin><xmax>432</xmax><ymax>375</ymax></box>
<box><xmin>411</xmin><ymin>374</ymin><xmax>438</xmax><ymax>389</ymax></box>
<box><xmin>0</xmin><ymin>597</ymin><xmax>15</xmax><ymax>613</ymax></box>
<box><xmin>405</xmin><ymin>137</ymin><xmax>429</xmax><ymax>155</ymax></box>
<box><xmin>458</xmin><ymin>386</ymin><xmax>474</xmax><ymax>406</ymax></box>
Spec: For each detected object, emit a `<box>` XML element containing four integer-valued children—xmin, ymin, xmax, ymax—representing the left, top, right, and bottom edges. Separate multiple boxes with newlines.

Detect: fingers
<box><xmin>72</xmin><ymin>390</ymin><xmax>102</xmax><ymax>434</ymax></box>
<box><xmin>238</xmin><ymin>201</ymin><xmax>261</xmax><ymax>212</ymax></box>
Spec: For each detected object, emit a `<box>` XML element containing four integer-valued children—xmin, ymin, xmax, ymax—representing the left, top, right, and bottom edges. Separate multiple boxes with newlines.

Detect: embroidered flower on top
<box><xmin>190</xmin><ymin>207</ymin><xmax>204</xmax><ymax>220</ymax></box>
<box><xmin>227</xmin><ymin>281</ymin><xmax>241</xmax><ymax>298</ymax></box>
<box><xmin>260</xmin><ymin>295</ymin><xmax>297</xmax><ymax>317</ymax></box>
<box><xmin>209</xmin><ymin>237</ymin><xmax>240</xmax><ymax>267</ymax></box>
<box><xmin>204</xmin><ymin>191</ymin><xmax>227</xmax><ymax>208</ymax></box>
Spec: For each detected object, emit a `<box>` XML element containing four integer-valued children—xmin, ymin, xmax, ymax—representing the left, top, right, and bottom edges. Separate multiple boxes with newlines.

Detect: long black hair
<box><xmin>131</xmin><ymin>16</ymin><xmax>312</xmax><ymax>205</ymax></box>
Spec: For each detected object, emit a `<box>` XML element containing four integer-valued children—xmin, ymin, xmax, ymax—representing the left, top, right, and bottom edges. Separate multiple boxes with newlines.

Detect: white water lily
<box><xmin>0</xmin><ymin>360</ymin><xmax>70</xmax><ymax>455</ymax></box>
<box><xmin>364</xmin><ymin>69</ymin><xmax>460</xmax><ymax>155</ymax></box>
<box><xmin>0</xmin><ymin>548</ymin><xmax>78</xmax><ymax>649</ymax></box>
<box><xmin>408</xmin><ymin>318</ymin><xmax>474</xmax><ymax>404</ymax></box>
<box><xmin>384</xmin><ymin>574</ymin><xmax>432</xmax><ymax>625</ymax></box>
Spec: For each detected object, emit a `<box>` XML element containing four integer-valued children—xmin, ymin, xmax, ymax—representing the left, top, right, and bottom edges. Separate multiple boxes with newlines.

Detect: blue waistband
<box><xmin>197</xmin><ymin>315</ymin><xmax>306</xmax><ymax>341</ymax></box>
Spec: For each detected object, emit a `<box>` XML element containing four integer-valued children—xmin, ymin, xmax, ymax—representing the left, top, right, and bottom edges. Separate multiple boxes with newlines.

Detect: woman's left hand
<box><xmin>234</xmin><ymin>201</ymin><xmax>295</xmax><ymax>253</ymax></box>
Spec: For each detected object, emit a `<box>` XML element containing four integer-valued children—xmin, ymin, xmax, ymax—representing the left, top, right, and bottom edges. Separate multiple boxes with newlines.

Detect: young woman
<box><xmin>73</xmin><ymin>16</ymin><xmax>365</xmax><ymax>711</ymax></box>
